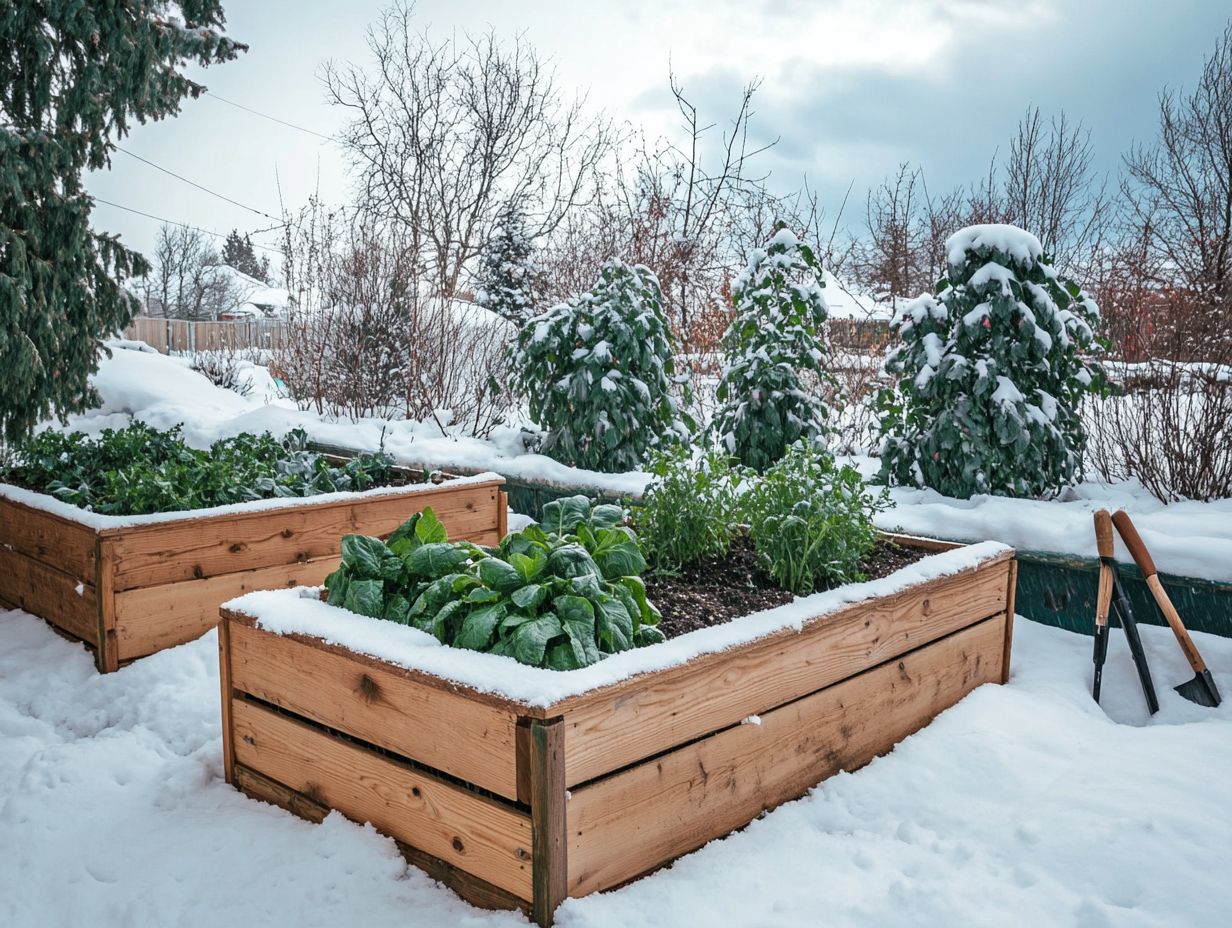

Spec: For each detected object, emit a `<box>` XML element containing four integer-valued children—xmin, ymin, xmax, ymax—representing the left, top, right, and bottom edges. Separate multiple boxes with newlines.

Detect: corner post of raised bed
<box><xmin>1001</xmin><ymin>557</ymin><xmax>1019</xmax><ymax>685</ymax></box>
<box><xmin>93</xmin><ymin>537</ymin><xmax>119</xmax><ymax>673</ymax></box>
<box><xmin>218</xmin><ymin>611</ymin><xmax>237</xmax><ymax>786</ymax></box>
<box><xmin>527</xmin><ymin>716</ymin><xmax>566</xmax><ymax>927</ymax></box>
<box><xmin>497</xmin><ymin>489</ymin><xmax>509</xmax><ymax>540</ymax></box>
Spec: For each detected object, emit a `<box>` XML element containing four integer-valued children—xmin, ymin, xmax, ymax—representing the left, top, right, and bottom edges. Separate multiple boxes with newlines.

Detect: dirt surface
<box><xmin>646</xmin><ymin>537</ymin><xmax>929</xmax><ymax>639</ymax></box>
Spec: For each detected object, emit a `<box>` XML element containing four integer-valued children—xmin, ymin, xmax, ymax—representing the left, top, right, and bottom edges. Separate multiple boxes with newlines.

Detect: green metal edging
<box><xmin>1012</xmin><ymin>549</ymin><xmax>1232</xmax><ymax>640</ymax></box>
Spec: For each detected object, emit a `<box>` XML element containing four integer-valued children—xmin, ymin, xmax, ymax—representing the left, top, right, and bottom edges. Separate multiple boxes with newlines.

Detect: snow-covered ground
<box><xmin>1</xmin><ymin>607</ymin><xmax>1229</xmax><ymax>927</ymax></box>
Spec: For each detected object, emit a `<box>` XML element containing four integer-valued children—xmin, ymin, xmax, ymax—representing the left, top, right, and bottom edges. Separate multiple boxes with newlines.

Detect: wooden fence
<box><xmin>123</xmin><ymin>317</ymin><xmax>286</xmax><ymax>354</ymax></box>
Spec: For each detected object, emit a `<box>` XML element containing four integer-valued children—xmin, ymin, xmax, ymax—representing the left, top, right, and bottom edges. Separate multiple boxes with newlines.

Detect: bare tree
<box><xmin>853</xmin><ymin>163</ymin><xmax>927</xmax><ymax>303</ymax></box>
<box><xmin>1005</xmin><ymin>107</ymin><xmax>1109</xmax><ymax>273</ymax></box>
<box><xmin>538</xmin><ymin>74</ymin><xmax>784</xmax><ymax>337</ymax></box>
<box><xmin>1122</xmin><ymin>22</ymin><xmax>1232</xmax><ymax>322</ymax></box>
<box><xmin>323</xmin><ymin>1</ymin><xmax>612</xmax><ymax>301</ymax></box>
<box><xmin>138</xmin><ymin>224</ymin><xmax>245</xmax><ymax>320</ymax></box>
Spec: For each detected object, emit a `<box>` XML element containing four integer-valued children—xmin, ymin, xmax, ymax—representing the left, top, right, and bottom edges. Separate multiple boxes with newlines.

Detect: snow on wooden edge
<box><xmin>226</xmin><ymin>540</ymin><xmax>1012</xmax><ymax>708</ymax></box>
<box><xmin>0</xmin><ymin>471</ymin><xmax>505</xmax><ymax>531</ymax></box>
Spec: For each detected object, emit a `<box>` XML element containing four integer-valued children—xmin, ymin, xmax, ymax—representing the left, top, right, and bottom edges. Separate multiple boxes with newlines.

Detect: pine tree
<box><xmin>876</xmin><ymin>224</ymin><xmax>1105</xmax><ymax>498</ymax></box>
<box><xmin>221</xmin><ymin>229</ymin><xmax>271</xmax><ymax>283</ymax></box>
<box><xmin>474</xmin><ymin>204</ymin><xmax>539</xmax><ymax>327</ymax></box>
<box><xmin>509</xmin><ymin>260</ymin><xmax>693</xmax><ymax>472</ymax></box>
<box><xmin>711</xmin><ymin>223</ymin><xmax>834</xmax><ymax>471</ymax></box>
<box><xmin>0</xmin><ymin>3</ymin><xmax>244</xmax><ymax>442</ymax></box>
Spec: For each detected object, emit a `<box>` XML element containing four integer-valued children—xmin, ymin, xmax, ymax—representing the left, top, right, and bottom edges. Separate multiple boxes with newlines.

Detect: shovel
<box><xmin>1111</xmin><ymin>510</ymin><xmax>1222</xmax><ymax>708</ymax></box>
<box><xmin>1093</xmin><ymin>509</ymin><xmax>1159</xmax><ymax>714</ymax></box>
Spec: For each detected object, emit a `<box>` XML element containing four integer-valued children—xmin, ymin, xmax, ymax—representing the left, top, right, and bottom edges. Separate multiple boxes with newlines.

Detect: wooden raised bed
<box><xmin>219</xmin><ymin>536</ymin><xmax>1015</xmax><ymax>925</ymax></box>
<box><xmin>0</xmin><ymin>473</ymin><xmax>506</xmax><ymax>672</ymax></box>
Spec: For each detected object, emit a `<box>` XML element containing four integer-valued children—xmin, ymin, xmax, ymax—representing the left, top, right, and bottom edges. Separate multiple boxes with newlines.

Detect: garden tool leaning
<box><xmin>1111</xmin><ymin>510</ymin><xmax>1222</xmax><ymax>708</ymax></box>
<box><xmin>1091</xmin><ymin>509</ymin><xmax>1159</xmax><ymax>714</ymax></box>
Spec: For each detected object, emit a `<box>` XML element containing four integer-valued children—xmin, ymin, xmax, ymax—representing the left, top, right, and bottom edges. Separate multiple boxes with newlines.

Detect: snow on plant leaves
<box><xmin>323</xmin><ymin>502</ymin><xmax>661</xmax><ymax>670</ymax></box>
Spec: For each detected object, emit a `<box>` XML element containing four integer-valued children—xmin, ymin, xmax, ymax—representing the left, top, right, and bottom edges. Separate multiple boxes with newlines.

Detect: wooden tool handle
<box><xmin>1146</xmin><ymin>575</ymin><xmax>1208</xmax><ymax>674</ymax></box>
<box><xmin>1111</xmin><ymin>510</ymin><xmax>1157</xmax><ymax>579</ymax></box>
<box><xmin>1095</xmin><ymin>563</ymin><xmax>1112</xmax><ymax>627</ymax></box>
<box><xmin>1094</xmin><ymin>510</ymin><xmax>1115</xmax><ymax>560</ymax></box>
<box><xmin>1112</xmin><ymin>511</ymin><xmax>1208</xmax><ymax>675</ymax></box>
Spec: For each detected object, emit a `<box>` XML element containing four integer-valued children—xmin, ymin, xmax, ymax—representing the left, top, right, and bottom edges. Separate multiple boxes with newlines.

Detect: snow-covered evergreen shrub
<box><xmin>876</xmin><ymin>224</ymin><xmax>1105</xmax><ymax>498</ymax></box>
<box><xmin>475</xmin><ymin>204</ymin><xmax>539</xmax><ymax>327</ymax></box>
<box><xmin>509</xmin><ymin>260</ymin><xmax>693</xmax><ymax>472</ymax></box>
<box><xmin>712</xmin><ymin>224</ymin><xmax>834</xmax><ymax>471</ymax></box>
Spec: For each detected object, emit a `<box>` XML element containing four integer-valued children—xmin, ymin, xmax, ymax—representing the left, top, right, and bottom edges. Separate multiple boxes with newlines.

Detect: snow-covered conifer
<box><xmin>711</xmin><ymin>223</ymin><xmax>833</xmax><ymax>471</ymax></box>
<box><xmin>876</xmin><ymin>224</ymin><xmax>1104</xmax><ymax>498</ymax></box>
<box><xmin>509</xmin><ymin>260</ymin><xmax>693</xmax><ymax>472</ymax></box>
<box><xmin>475</xmin><ymin>204</ymin><xmax>539</xmax><ymax>327</ymax></box>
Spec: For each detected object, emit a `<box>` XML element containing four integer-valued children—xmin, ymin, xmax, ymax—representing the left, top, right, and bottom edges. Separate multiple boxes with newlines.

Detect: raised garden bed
<box><xmin>219</xmin><ymin>534</ymin><xmax>1015</xmax><ymax>926</ymax></box>
<box><xmin>0</xmin><ymin>472</ymin><xmax>506</xmax><ymax>672</ymax></box>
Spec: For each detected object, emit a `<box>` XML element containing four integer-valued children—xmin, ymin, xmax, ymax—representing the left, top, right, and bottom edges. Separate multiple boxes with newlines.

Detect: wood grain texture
<box><xmin>0</xmin><ymin>544</ymin><xmax>98</xmax><ymax>644</ymax></box>
<box><xmin>0</xmin><ymin>494</ymin><xmax>96</xmax><ymax>578</ymax></box>
<box><xmin>559</xmin><ymin>557</ymin><xmax>1012</xmax><ymax>786</ymax></box>
<box><xmin>1002</xmin><ymin>559</ymin><xmax>1018</xmax><ymax>684</ymax></box>
<box><xmin>530</xmin><ymin>718</ymin><xmax>566</xmax><ymax>928</ymax></box>
<box><xmin>94</xmin><ymin>539</ymin><xmax>119</xmax><ymax>673</ymax></box>
<box><xmin>233</xmin><ymin>765</ymin><xmax>530</xmax><ymax>916</ymax></box>
<box><xmin>232</xmin><ymin>698</ymin><xmax>533</xmax><ymax>899</ymax></box>
<box><xmin>113</xmin><ymin>556</ymin><xmax>338</xmax><ymax>661</ymax></box>
<box><xmin>219</xmin><ymin>617</ymin><xmax>236</xmax><ymax>786</ymax></box>
<box><xmin>565</xmin><ymin>614</ymin><xmax>1009</xmax><ymax>897</ymax></box>
<box><xmin>109</xmin><ymin>480</ymin><xmax>503</xmax><ymax>590</ymax></box>
<box><xmin>227</xmin><ymin>621</ymin><xmax>521</xmax><ymax>798</ymax></box>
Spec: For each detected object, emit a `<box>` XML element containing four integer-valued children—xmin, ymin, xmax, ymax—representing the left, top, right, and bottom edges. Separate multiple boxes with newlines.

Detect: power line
<box><xmin>115</xmin><ymin>146</ymin><xmax>282</xmax><ymax>223</ymax></box>
<box><xmin>92</xmin><ymin>197</ymin><xmax>283</xmax><ymax>254</ymax></box>
<box><xmin>203</xmin><ymin>91</ymin><xmax>335</xmax><ymax>142</ymax></box>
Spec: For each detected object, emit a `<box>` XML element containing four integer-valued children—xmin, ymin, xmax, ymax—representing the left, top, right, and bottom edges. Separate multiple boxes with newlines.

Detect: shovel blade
<box><xmin>1175</xmin><ymin>670</ymin><xmax>1222</xmax><ymax>708</ymax></box>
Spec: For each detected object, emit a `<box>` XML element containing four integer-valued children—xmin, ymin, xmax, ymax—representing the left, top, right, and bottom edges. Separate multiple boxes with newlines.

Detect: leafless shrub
<box><xmin>273</xmin><ymin>200</ymin><xmax>512</xmax><ymax>436</ymax></box>
<box><xmin>1087</xmin><ymin>293</ymin><xmax>1232</xmax><ymax>502</ymax></box>
<box><xmin>189</xmin><ymin>344</ymin><xmax>265</xmax><ymax>397</ymax></box>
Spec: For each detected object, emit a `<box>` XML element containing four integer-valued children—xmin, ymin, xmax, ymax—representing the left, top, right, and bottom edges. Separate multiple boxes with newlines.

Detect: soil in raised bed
<box><xmin>646</xmin><ymin>537</ymin><xmax>928</xmax><ymax>639</ymax></box>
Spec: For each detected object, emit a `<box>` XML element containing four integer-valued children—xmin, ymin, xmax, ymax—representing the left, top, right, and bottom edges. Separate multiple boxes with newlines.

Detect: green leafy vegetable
<box><xmin>322</xmin><ymin>498</ymin><xmax>662</xmax><ymax>671</ymax></box>
<box><xmin>2</xmin><ymin>423</ymin><xmax>396</xmax><ymax>515</ymax></box>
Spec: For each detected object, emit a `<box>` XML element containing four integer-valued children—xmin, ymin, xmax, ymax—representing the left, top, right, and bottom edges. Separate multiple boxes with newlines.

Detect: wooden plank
<box><xmin>0</xmin><ymin>544</ymin><xmax>98</xmax><ymax>644</ymax></box>
<box><xmin>109</xmin><ymin>480</ymin><xmax>503</xmax><ymax>590</ymax></box>
<box><xmin>566</xmin><ymin>614</ymin><xmax>1008</xmax><ymax>897</ymax></box>
<box><xmin>1002</xmin><ymin>559</ymin><xmax>1018</xmax><ymax>684</ymax></box>
<box><xmin>233</xmin><ymin>764</ymin><xmax>529</xmax><ymax>916</ymax></box>
<box><xmin>231</xmin><ymin>698</ymin><xmax>533</xmax><ymax>900</ymax></box>
<box><xmin>113</xmin><ymin>555</ymin><xmax>339</xmax><ymax>661</ymax></box>
<box><xmin>560</xmin><ymin>557</ymin><xmax>1012</xmax><ymax>786</ymax></box>
<box><xmin>227</xmin><ymin>621</ymin><xmax>520</xmax><ymax>798</ymax></box>
<box><xmin>529</xmin><ymin>718</ymin><xmax>566</xmax><ymax>928</ymax></box>
<box><xmin>0</xmin><ymin>493</ymin><xmax>97</xmax><ymax>578</ymax></box>
<box><xmin>94</xmin><ymin>538</ymin><xmax>119</xmax><ymax>673</ymax></box>
<box><xmin>879</xmin><ymin>531</ymin><xmax>964</xmax><ymax>552</ymax></box>
<box><xmin>219</xmin><ymin>617</ymin><xmax>236</xmax><ymax>785</ymax></box>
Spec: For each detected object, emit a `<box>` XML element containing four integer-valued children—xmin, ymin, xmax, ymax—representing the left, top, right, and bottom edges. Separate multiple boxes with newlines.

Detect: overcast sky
<box><xmin>85</xmin><ymin>0</ymin><xmax>1231</xmax><ymax>267</ymax></box>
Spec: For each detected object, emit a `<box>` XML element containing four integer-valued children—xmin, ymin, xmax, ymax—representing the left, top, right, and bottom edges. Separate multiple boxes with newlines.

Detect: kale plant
<box><xmin>324</xmin><ymin>497</ymin><xmax>664</xmax><ymax>670</ymax></box>
<box><xmin>633</xmin><ymin>446</ymin><xmax>749</xmax><ymax>572</ymax></box>
<box><xmin>744</xmin><ymin>441</ymin><xmax>886</xmax><ymax>594</ymax></box>
<box><xmin>4</xmin><ymin>422</ymin><xmax>394</xmax><ymax>515</ymax></box>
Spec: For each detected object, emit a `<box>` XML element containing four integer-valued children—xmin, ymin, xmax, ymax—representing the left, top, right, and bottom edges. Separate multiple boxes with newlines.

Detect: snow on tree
<box><xmin>474</xmin><ymin>203</ymin><xmax>540</xmax><ymax>327</ymax></box>
<box><xmin>509</xmin><ymin>260</ymin><xmax>693</xmax><ymax>472</ymax></box>
<box><xmin>876</xmin><ymin>223</ymin><xmax>1105</xmax><ymax>498</ymax></box>
<box><xmin>711</xmin><ymin>223</ymin><xmax>834</xmax><ymax>471</ymax></box>
<box><xmin>221</xmin><ymin>230</ymin><xmax>271</xmax><ymax>283</ymax></box>
<box><xmin>0</xmin><ymin>2</ymin><xmax>244</xmax><ymax>442</ymax></box>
